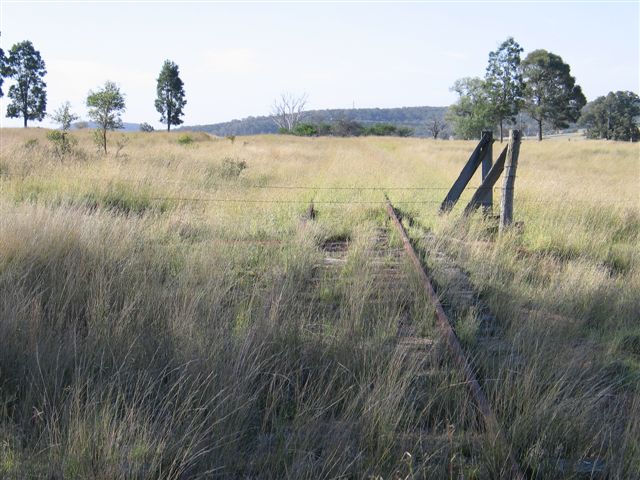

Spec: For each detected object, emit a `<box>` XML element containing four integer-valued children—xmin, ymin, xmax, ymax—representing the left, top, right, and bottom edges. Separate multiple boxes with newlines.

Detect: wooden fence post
<box><xmin>440</xmin><ymin>131</ymin><xmax>493</xmax><ymax>213</ymax></box>
<box><xmin>499</xmin><ymin>130</ymin><xmax>521</xmax><ymax>232</ymax></box>
<box><xmin>463</xmin><ymin>144</ymin><xmax>507</xmax><ymax>215</ymax></box>
<box><xmin>479</xmin><ymin>130</ymin><xmax>493</xmax><ymax>211</ymax></box>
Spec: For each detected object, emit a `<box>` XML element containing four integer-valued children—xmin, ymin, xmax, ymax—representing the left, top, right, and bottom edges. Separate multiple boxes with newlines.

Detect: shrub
<box><xmin>23</xmin><ymin>138</ymin><xmax>39</xmax><ymax>149</ymax></box>
<box><xmin>280</xmin><ymin>121</ymin><xmax>414</xmax><ymax>137</ymax></box>
<box><xmin>364</xmin><ymin>124</ymin><xmax>398</xmax><ymax>136</ymax></box>
<box><xmin>226</xmin><ymin>135</ymin><xmax>236</xmax><ymax>144</ymax></box>
<box><xmin>115</xmin><ymin>135</ymin><xmax>130</xmax><ymax>159</ymax></box>
<box><xmin>220</xmin><ymin>157</ymin><xmax>248</xmax><ymax>179</ymax></box>
<box><xmin>292</xmin><ymin>123</ymin><xmax>319</xmax><ymax>136</ymax></box>
<box><xmin>332</xmin><ymin>119</ymin><xmax>364</xmax><ymax>137</ymax></box>
<box><xmin>139</xmin><ymin>122</ymin><xmax>155</xmax><ymax>132</ymax></box>
<box><xmin>395</xmin><ymin>126</ymin><xmax>414</xmax><ymax>137</ymax></box>
<box><xmin>177</xmin><ymin>134</ymin><xmax>193</xmax><ymax>145</ymax></box>
<box><xmin>317</xmin><ymin>123</ymin><xmax>332</xmax><ymax>135</ymax></box>
<box><xmin>46</xmin><ymin>130</ymin><xmax>78</xmax><ymax>158</ymax></box>
<box><xmin>363</xmin><ymin>124</ymin><xmax>414</xmax><ymax>137</ymax></box>
<box><xmin>92</xmin><ymin>130</ymin><xmax>106</xmax><ymax>152</ymax></box>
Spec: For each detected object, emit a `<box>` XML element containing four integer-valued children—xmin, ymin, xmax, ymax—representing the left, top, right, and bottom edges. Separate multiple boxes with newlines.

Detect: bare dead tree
<box><xmin>271</xmin><ymin>92</ymin><xmax>308</xmax><ymax>132</ymax></box>
<box><xmin>427</xmin><ymin>117</ymin><xmax>447</xmax><ymax>139</ymax></box>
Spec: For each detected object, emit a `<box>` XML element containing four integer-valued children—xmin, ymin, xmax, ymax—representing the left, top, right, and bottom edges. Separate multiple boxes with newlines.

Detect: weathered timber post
<box><xmin>305</xmin><ymin>201</ymin><xmax>316</xmax><ymax>220</ymax></box>
<box><xmin>440</xmin><ymin>132</ymin><xmax>493</xmax><ymax>213</ymax></box>
<box><xmin>499</xmin><ymin>130</ymin><xmax>521</xmax><ymax>232</ymax></box>
<box><xmin>479</xmin><ymin>130</ymin><xmax>493</xmax><ymax>211</ymax></box>
<box><xmin>463</xmin><ymin>144</ymin><xmax>507</xmax><ymax>215</ymax></box>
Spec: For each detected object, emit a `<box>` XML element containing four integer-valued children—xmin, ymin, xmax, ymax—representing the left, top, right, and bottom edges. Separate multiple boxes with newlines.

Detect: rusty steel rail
<box><xmin>385</xmin><ymin>199</ymin><xmax>525</xmax><ymax>480</ymax></box>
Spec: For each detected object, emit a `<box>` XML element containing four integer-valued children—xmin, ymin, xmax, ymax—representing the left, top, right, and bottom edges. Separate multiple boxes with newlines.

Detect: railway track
<box><xmin>300</xmin><ymin>202</ymin><xmax>526</xmax><ymax>477</ymax></box>
<box><xmin>385</xmin><ymin>199</ymin><xmax>525</xmax><ymax>479</ymax></box>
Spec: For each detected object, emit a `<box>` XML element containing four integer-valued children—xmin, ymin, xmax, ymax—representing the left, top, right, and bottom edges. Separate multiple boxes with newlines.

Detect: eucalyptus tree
<box><xmin>580</xmin><ymin>91</ymin><xmax>640</xmax><ymax>141</ymax></box>
<box><xmin>86</xmin><ymin>81</ymin><xmax>126</xmax><ymax>154</ymax></box>
<box><xmin>48</xmin><ymin>101</ymin><xmax>79</xmax><ymax>155</ymax></box>
<box><xmin>446</xmin><ymin>77</ymin><xmax>495</xmax><ymax>140</ymax></box>
<box><xmin>271</xmin><ymin>92</ymin><xmax>308</xmax><ymax>132</ymax></box>
<box><xmin>485</xmin><ymin>37</ymin><xmax>524</xmax><ymax>142</ymax></box>
<box><xmin>521</xmin><ymin>49</ymin><xmax>586</xmax><ymax>141</ymax></box>
<box><xmin>0</xmin><ymin>33</ymin><xmax>5</xmax><ymax>97</ymax></box>
<box><xmin>155</xmin><ymin>60</ymin><xmax>186</xmax><ymax>131</ymax></box>
<box><xmin>5</xmin><ymin>40</ymin><xmax>47</xmax><ymax>127</ymax></box>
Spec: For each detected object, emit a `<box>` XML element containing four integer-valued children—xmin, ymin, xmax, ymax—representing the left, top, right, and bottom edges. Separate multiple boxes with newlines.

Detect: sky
<box><xmin>0</xmin><ymin>1</ymin><xmax>638</xmax><ymax>129</ymax></box>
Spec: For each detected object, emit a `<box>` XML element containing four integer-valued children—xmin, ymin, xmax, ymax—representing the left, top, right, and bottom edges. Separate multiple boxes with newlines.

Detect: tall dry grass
<box><xmin>0</xmin><ymin>128</ymin><xmax>638</xmax><ymax>478</ymax></box>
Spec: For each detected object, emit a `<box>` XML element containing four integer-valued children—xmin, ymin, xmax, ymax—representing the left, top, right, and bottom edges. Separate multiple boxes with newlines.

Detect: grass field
<box><xmin>0</xmin><ymin>128</ymin><xmax>638</xmax><ymax>479</ymax></box>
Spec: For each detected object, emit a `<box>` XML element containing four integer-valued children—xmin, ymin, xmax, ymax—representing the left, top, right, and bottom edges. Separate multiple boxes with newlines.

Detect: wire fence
<box><xmin>0</xmin><ymin>172</ymin><xmax>479</xmax><ymax>191</ymax></box>
<box><xmin>0</xmin><ymin>173</ymin><xmax>637</xmax><ymax>206</ymax></box>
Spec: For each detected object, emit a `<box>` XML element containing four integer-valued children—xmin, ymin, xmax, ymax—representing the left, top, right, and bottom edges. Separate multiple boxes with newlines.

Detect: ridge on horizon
<box><xmin>179</xmin><ymin>105</ymin><xmax>450</xmax><ymax>137</ymax></box>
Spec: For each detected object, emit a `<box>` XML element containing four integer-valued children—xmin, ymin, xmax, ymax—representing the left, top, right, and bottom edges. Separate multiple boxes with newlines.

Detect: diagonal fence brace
<box><xmin>440</xmin><ymin>132</ymin><xmax>493</xmax><ymax>213</ymax></box>
<box><xmin>464</xmin><ymin>144</ymin><xmax>508</xmax><ymax>215</ymax></box>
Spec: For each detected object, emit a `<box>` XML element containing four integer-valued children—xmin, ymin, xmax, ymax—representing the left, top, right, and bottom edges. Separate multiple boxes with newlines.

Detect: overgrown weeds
<box><xmin>0</xmin><ymin>129</ymin><xmax>638</xmax><ymax>478</ymax></box>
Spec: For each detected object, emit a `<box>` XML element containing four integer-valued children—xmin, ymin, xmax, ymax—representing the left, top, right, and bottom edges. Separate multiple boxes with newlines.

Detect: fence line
<box><xmin>0</xmin><ymin>195</ymin><xmax>636</xmax><ymax>207</ymax></box>
<box><xmin>148</xmin><ymin>197</ymin><xmax>447</xmax><ymax>205</ymax></box>
<box><xmin>0</xmin><ymin>172</ymin><xmax>493</xmax><ymax>191</ymax></box>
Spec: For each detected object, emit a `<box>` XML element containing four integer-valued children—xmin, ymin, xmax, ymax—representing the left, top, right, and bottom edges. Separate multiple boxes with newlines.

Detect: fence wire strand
<box><xmin>0</xmin><ymin>172</ymin><xmax>489</xmax><ymax>191</ymax></box>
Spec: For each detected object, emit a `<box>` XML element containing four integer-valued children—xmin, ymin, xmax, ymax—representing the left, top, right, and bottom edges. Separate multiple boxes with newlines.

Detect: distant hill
<box><xmin>68</xmin><ymin>107</ymin><xmax>569</xmax><ymax>139</ymax></box>
<box><xmin>181</xmin><ymin>106</ymin><xmax>450</xmax><ymax>137</ymax></box>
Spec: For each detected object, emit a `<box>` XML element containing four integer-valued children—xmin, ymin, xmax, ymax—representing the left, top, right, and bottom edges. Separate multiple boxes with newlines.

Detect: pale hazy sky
<box><xmin>1</xmin><ymin>1</ymin><xmax>638</xmax><ymax>128</ymax></box>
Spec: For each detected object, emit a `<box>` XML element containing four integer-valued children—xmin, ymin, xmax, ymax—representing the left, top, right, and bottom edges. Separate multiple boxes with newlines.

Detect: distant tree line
<box><xmin>447</xmin><ymin>38</ymin><xmax>639</xmax><ymax>142</ymax></box>
<box><xmin>448</xmin><ymin>37</ymin><xmax>589</xmax><ymax>141</ymax></box>
<box><xmin>286</xmin><ymin>120</ymin><xmax>414</xmax><ymax>137</ymax></box>
<box><xmin>185</xmin><ymin>106</ymin><xmax>451</xmax><ymax>137</ymax></box>
<box><xmin>0</xmin><ymin>33</ymin><xmax>189</xmax><ymax>152</ymax></box>
<box><xmin>579</xmin><ymin>91</ymin><xmax>640</xmax><ymax>141</ymax></box>
<box><xmin>0</xmin><ymin>33</ymin><xmax>637</xmax><ymax>142</ymax></box>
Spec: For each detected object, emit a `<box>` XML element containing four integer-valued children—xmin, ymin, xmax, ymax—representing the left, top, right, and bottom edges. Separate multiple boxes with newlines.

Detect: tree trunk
<box><xmin>537</xmin><ymin>119</ymin><xmax>543</xmax><ymax>141</ymax></box>
<box><xmin>500</xmin><ymin>119</ymin><xmax>503</xmax><ymax>143</ymax></box>
<box><xmin>167</xmin><ymin>102</ymin><xmax>171</xmax><ymax>132</ymax></box>
<box><xmin>23</xmin><ymin>89</ymin><xmax>28</xmax><ymax>128</ymax></box>
<box><xmin>103</xmin><ymin>128</ymin><xmax>107</xmax><ymax>155</ymax></box>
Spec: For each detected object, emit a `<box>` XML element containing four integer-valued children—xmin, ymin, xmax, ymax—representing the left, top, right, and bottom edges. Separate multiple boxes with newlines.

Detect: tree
<box><xmin>139</xmin><ymin>122</ymin><xmax>155</xmax><ymax>132</ymax></box>
<box><xmin>292</xmin><ymin>122</ymin><xmax>318</xmax><ymax>136</ymax></box>
<box><xmin>427</xmin><ymin>117</ymin><xmax>447</xmax><ymax>139</ymax></box>
<box><xmin>5</xmin><ymin>40</ymin><xmax>47</xmax><ymax>127</ymax></box>
<box><xmin>446</xmin><ymin>77</ymin><xmax>495</xmax><ymax>140</ymax></box>
<box><xmin>363</xmin><ymin>124</ymin><xmax>413</xmax><ymax>137</ymax></box>
<box><xmin>485</xmin><ymin>37</ymin><xmax>524</xmax><ymax>142</ymax></box>
<box><xmin>86</xmin><ymin>81</ymin><xmax>126</xmax><ymax>154</ymax></box>
<box><xmin>155</xmin><ymin>60</ymin><xmax>186</xmax><ymax>132</ymax></box>
<box><xmin>331</xmin><ymin>118</ymin><xmax>364</xmax><ymax>137</ymax></box>
<box><xmin>580</xmin><ymin>91</ymin><xmax>640</xmax><ymax>142</ymax></box>
<box><xmin>521</xmin><ymin>49</ymin><xmax>586</xmax><ymax>141</ymax></box>
<box><xmin>50</xmin><ymin>101</ymin><xmax>78</xmax><ymax>131</ymax></box>
<box><xmin>0</xmin><ymin>33</ymin><xmax>6</xmax><ymax>97</ymax></box>
<box><xmin>47</xmin><ymin>101</ymin><xmax>79</xmax><ymax>156</ymax></box>
<box><xmin>271</xmin><ymin>92</ymin><xmax>308</xmax><ymax>132</ymax></box>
